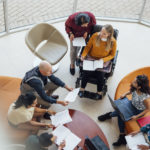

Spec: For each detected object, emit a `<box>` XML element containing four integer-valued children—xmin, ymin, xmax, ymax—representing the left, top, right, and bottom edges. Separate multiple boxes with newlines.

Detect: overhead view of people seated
<box><xmin>78</xmin><ymin>24</ymin><xmax>117</xmax><ymax>100</ymax></box>
<box><xmin>98</xmin><ymin>75</ymin><xmax>150</xmax><ymax>146</ymax></box>
<box><xmin>7</xmin><ymin>93</ymin><xmax>55</xmax><ymax>134</ymax></box>
<box><xmin>65</xmin><ymin>11</ymin><xmax>96</xmax><ymax>75</ymax></box>
<box><xmin>25</xmin><ymin>132</ymin><xmax>65</xmax><ymax>150</ymax></box>
<box><xmin>20</xmin><ymin>60</ymin><xmax>73</xmax><ymax>108</ymax></box>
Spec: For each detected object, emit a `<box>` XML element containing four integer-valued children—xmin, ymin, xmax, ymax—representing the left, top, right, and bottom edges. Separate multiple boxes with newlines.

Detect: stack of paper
<box><xmin>52</xmin><ymin>125</ymin><xmax>81</xmax><ymax>150</ymax></box>
<box><xmin>83</xmin><ymin>59</ymin><xmax>103</xmax><ymax>71</ymax></box>
<box><xmin>73</xmin><ymin>37</ymin><xmax>86</xmax><ymax>46</ymax></box>
<box><xmin>64</xmin><ymin>88</ymin><xmax>80</xmax><ymax>102</ymax></box>
<box><xmin>125</xmin><ymin>133</ymin><xmax>149</xmax><ymax>150</ymax></box>
<box><xmin>50</xmin><ymin>110</ymin><xmax>72</xmax><ymax>127</ymax></box>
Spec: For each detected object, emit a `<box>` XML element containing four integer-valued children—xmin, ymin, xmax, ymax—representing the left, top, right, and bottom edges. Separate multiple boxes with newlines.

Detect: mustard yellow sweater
<box><xmin>82</xmin><ymin>32</ymin><xmax>117</xmax><ymax>62</ymax></box>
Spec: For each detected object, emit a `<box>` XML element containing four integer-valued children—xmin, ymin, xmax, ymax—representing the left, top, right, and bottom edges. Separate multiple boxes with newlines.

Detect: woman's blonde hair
<box><xmin>96</xmin><ymin>24</ymin><xmax>114</xmax><ymax>51</ymax></box>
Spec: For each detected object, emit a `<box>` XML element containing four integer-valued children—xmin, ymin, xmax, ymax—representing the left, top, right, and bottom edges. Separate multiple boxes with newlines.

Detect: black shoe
<box><xmin>98</xmin><ymin>112</ymin><xmax>112</xmax><ymax>121</ymax></box>
<box><xmin>112</xmin><ymin>134</ymin><xmax>126</xmax><ymax>146</ymax></box>
<box><xmin>43</xmin><ymin>112</ymin><xmax>51</xmax><ymax>120</ymax></box>
<box><xmin>94</xmin><ymin>93</ymin><xmax>102</xmax><ymax>100</ymax></box>
<box><xmin>70</xmin><ymin>66</ymin><xmax>75</xmax><ymax>75</ymax></box>
<box><xmin>78</xmin><ymin>91</ymin><xmax>84</xmax><ymax>98</ymax></box>
<box><xmin>51</xmin><ymin>95</ymin><xmax>59</xmax><ymax>99</ymax></box>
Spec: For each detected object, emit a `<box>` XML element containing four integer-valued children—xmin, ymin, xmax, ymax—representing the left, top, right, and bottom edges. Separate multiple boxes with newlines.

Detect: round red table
<box><xmin>64</xmin><ymin>109</ymin><xmax>109</xmax><ymax>150</ymax></box>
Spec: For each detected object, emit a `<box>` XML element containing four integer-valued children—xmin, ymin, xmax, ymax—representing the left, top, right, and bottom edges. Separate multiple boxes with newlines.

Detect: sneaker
<box><xmin>78</xmin><ymin>91</ymin><xmax>84</xmax><ymax>98</ymax></box>
<box><xmin>70</xmin><ymin>66</ymin><xmax>75</xmax><ymax>75</ymax></box>
<box><xmin>112</xmin><ymin>134</ymin><xmax>127</xmax><ymax>146</ymax></box>
<box><xmin>94</xmin><ymin>93</ymin><xmax>102</xmax><ymax>100</ymax></box>
<box><xmin>97</xmin><ymin>112</ymin><xmax>112</xmax><ymax>121</ymax></box>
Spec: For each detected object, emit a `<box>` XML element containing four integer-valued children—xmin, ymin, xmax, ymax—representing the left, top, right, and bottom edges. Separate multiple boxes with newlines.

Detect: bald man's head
<box><xmin>39</xmin><ymin>61</ymin><xmax>52</xmax><ymax>76</ymax></box>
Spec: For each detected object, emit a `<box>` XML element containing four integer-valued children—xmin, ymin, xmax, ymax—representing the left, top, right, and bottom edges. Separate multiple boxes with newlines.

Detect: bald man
<box><xmin>20</xmin><ymin>61</ymin><xmax>73</xmax><ymax>108</ymax></box>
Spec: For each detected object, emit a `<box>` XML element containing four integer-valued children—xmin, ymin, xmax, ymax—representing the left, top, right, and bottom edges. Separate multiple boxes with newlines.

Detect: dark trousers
<box><xmin>81</xmin><ymin>70</ymin><xmax>105</xmax><ymax>92</ymax></box>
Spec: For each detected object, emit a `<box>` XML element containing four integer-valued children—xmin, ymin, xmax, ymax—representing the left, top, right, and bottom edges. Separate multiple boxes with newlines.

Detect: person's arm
<box><xmin>28</xmin><ymin>79</ymin><xmax>57</xmax><ymax>104</ymax></box>
<box><xmin>137</xmin><ymin>144</ymin><xmax>150</xmax><ymax>150</ymax></box>
<box><xmin>29</xmin><ymin>120</ymin><xmax>53</xmax><ymax>128</ymax></box>
<box><xmin>65</xmin><ymin>16</ymin><xmax>73</xmax><ymax>35</ymax></box>
<box><xmin>58</xmin><ymin>140</ymin><xmax>66</xmax><ymax>150</ymax></box>
<box><xmin>49</xmin><ymin>75</ymin><xmax>73</xmax><ymax>91</ymax></box>
<box><xmin>103</xmin><ymin>40</ymin><xmax>117</xmax><ymax>63</ymax></box>
<box><xmin>34</xmin><ymin>107</ymin><xmax>56</xmax><ymax>115</ymax></box>
<box><xmin>81</xmin><ymin>33</ymin><xmax>95</xmax><ymax>59</ymax></box>
<box><xmin>120</xmin><ymin>91</ymin><xmax>131</xmax><ymax>99</ymax></box>
<box><xmin>132</xmin><ymin>98</ymin><xmax>150</xmax><ymax>120</ymax></box>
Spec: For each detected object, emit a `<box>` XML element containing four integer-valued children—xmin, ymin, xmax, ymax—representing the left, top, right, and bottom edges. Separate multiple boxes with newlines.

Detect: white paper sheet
<box><xmin>52</xmin><ymin>125</ymin><xmax>81</xmax><ymax>150</ymax></box>
<box><xmin>125</xmin><ymin>133</ymin><xmax>148</xmax><ymax>150</ymax></box>
<box><xmin>83</xmin><ymin>59</ymin><xmax>103</xmax><ymax>71</ymax></box>
<box><xmin>73</xmin><ymin>37</ymin><xmax>86</xmax><ymax>46</ymax></box>
<box><xmin>50</xmin><ymin>110</ymin><xmax>72</xmax><ymax>127</ymax></box>
<box><xmin>64</xmin><ymin>88</ymin><xmax>80</xmax><ymax>102</ymax></box>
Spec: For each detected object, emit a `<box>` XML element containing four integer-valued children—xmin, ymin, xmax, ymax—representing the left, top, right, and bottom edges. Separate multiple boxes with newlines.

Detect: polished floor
<box><xmin>0</xmin><ymin>20</ymin><xmax>150</xmax><ymax>150</ymax></box>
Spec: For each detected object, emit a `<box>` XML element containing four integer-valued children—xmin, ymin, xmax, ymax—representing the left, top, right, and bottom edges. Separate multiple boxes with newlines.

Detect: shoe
<box><xmin>94</xmin><ymin>93</ymin><xmax>102</xmax><ymax>100</ymax></box>
<box><xmin>78</xmin><ymin>91</ymin><xmax>84</xmax><ymax>98</ymax></box>
<box><xmin>43</xmin><ymin>112</ymin><xmax>51</xmax><ymax>120</ymax></box>
<box><xmin>51</xmin><ymin>95</ymin><xmax>59</xmax><ymax>99</ymax></box>
<box><xmin>98</xmin><ymin>112</ymin><xmax>112</xmax><ymax>121</ymax></box>
<box><xmin>112</xmin><ymin>134</ymin><xmax>127</xmax><ymax>146</ymax></box>
<box><xmin>70</xmin><ymin>66</ymin><xmax>75</xmax><ymax>75</ymax></box>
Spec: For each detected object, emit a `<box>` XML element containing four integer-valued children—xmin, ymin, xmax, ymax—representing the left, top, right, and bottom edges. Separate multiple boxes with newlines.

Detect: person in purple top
<box><xmin>65</xmin><ymin>12</ymin><xmax>96</xmax><ymax>75</ymax></box>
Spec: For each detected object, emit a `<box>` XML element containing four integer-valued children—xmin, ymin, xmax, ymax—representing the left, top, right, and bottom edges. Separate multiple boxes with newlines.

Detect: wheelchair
<box><xmin>75</xmin><ymin>25</ymin><xmax>119</xmax><ymax>100</ymax></box>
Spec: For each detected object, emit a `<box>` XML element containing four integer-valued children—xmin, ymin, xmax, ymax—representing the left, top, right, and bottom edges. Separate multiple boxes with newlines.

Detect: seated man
<box><xmin>98</xmin><ymin>75</ymin><xmax>150</xmax><ymax>146</ymax></box>
<box><xmin>8</xmin><ymin>93</ymin><xmax>55</xmax><ymax>133</ymax></box>
<box><xmin>20</xmin><ymin>60</ymin><xmax>73</xmax><ymax>108</ymax></box>
<box><xmin>78</xmin><ymin>24</ymin><xmax>117</xmax><ymax>100</ymax></box>
<box><xmin>130</xmin><ymin>124</ymin><xmax>150</xmax><ymax>150</ymax></box>
<box><xmin>25</xmin><ymin>132</ymin><xmax>65</xmax><ymax>150</ymax></box>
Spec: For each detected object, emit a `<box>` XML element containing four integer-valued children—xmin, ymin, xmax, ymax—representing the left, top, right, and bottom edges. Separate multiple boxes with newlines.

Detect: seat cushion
<box><xmin>37</xmin><ymin>41</ymin><xmax>67</xmax><ymax>65</ymax></box>
<box><xmin>0</xmin><ymin>76</ymin><xmax>31</xmax><ymax>143</ymax></box>
<box><xmin>114</xmin><ymin>67</ymin><xmax>150</xmax><ymax>134</ymax></box>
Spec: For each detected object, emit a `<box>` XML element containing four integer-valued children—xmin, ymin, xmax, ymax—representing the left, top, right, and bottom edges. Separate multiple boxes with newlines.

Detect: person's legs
<box><xmin>70</xmin><ymin>41</ymin><xmax>80</xmax><ymax>75</ymax></box>
<box><xmin>79</xmin><ymin>71</ymin><xmax>93</xmax><ymax>97</ymax></box>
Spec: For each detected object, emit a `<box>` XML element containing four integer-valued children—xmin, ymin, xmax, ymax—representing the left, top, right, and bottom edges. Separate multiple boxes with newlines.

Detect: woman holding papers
<box><xmin>7</xmin><ymin>92</ymin><xmax>55</xmax><ymax>133</ymax></box>
<box><xmin>98</xmin><ymin>75</ymin><xmax>150</xmax><ymax>146</ymax></box>
<box><xmin>65</xmin><ymin>12</ymin><xmax>96</xmax><ymax>75</ymax></box>
<box><xmin>79</xmin><ymin>24</ymin><xmax>117</xmax><ymax>99</ymax></box>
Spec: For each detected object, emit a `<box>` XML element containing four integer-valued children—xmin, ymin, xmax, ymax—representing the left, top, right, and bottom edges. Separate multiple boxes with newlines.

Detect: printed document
<box><xmin>52</xmin><ymin>125</ymin><xmax>81</xmax><ymax>150</ymax></box>
<box><xmin>64</xmin><ymin>88</ymin><xmax>80</xmax><ymax>102</ymax></box>
<box><xmin>125</xmin><ymin>133</ymin><xmax>148</xmax><ymax>150</ymax></box>
<box><xmin>83</xmin><ymin>59</ymin><xmax>103</xmax><ymax>71</ymax></box>
<box><xmin>50</xmin><ymin>110</ymin><xmax>72</xmax><ymax>127</ymax></box>
<box><xmin>73</xmin><ymin>37</ymin><xmax>86</xmax><ymax>46</ymax></box>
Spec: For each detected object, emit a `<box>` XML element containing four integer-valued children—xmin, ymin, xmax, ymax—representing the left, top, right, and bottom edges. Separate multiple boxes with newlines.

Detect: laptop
<box><xmin>107</xmin><ymin>94</ymin><xmax>136</xmax><ymax>121</ymax></box>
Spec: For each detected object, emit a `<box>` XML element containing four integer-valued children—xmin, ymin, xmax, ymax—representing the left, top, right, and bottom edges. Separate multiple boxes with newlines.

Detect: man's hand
<box><xmin>58</xmin><ymin>140</ymin><xmax>66</xmax><ymax>150</ymax></box>
<box><xmin>65</xmin><ymin>85</ymin><xmax>73</xmax><ymax>91</ymax></box>
<box><xmin>138</xmin><ymin>144</ymin><xmax>150</xmax><ymax>150</ymax></box>
<box><xmin>70</xmin><ymin>34</ymin><xmax>74</xmax><ymax>41</ymax></box>
<box><xmin>45</xmin><ymin>124</ymin><xmax>54</xmax><ymax>128</ymax></box>
<box><xmin>128</xmin><ymin>131</ymin><xmax>139</xmax><ymax>137</ymax></box>
<box><xmin>83</xmin><ymin>32</ymin><xmax>88</xmax><ymax>39</ymax></box>
<box><xmin>120</xmin><ymin>94</ymin><xmax>126</xmax><ymax>99</ymax></box>
<box><xmin>80</xmin><ymin>56</ymin><xmax>85</xmax><ymax>61</ymax></box>
<box><xmin>57</xmin><ymin>101</ymin><xmax>69</xmax><ymax>106</ymax></box>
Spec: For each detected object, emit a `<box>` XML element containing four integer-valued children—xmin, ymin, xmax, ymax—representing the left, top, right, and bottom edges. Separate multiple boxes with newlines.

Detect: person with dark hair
<box><xmin>21</xmin><ymin>60</ymin><xmax>73</xmax><ymax>108</ymax></box>
<box><xmin>25</xmin><ymin>133</ymin><xmax>65</xmax><ymax>150</ymax></box>
<box><xmin>98</xmin><ymin>75</ymin><xmax>150</xmax><ymax>146</ymax></box>
<box><xmin>7</xmin><ymin>93</ymin><xmax>55</xmax><ymax>133</ymax></box>
<box><xmin>65</xmin><ymin>12</ymin><xmax>96</xmax><ymax>75</ymax></box>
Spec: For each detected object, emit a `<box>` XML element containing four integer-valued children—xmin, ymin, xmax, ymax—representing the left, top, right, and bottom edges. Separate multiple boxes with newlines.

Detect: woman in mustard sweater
<box><xmin>78</xmin><ymin>24</ymin><xmax>117</xmax><ymax>99</ymax></box>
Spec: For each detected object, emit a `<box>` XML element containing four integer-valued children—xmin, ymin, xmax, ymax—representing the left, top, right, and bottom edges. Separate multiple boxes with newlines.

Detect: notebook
<box><xmin>107</xmin><ymin>94</ymin><xmax>136</xmax><ymax>121</ymax></box>
<box><xmin>137</xmin><ymin>115</ymin><xmax>150</xmax><ymax>127</ymax></box>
